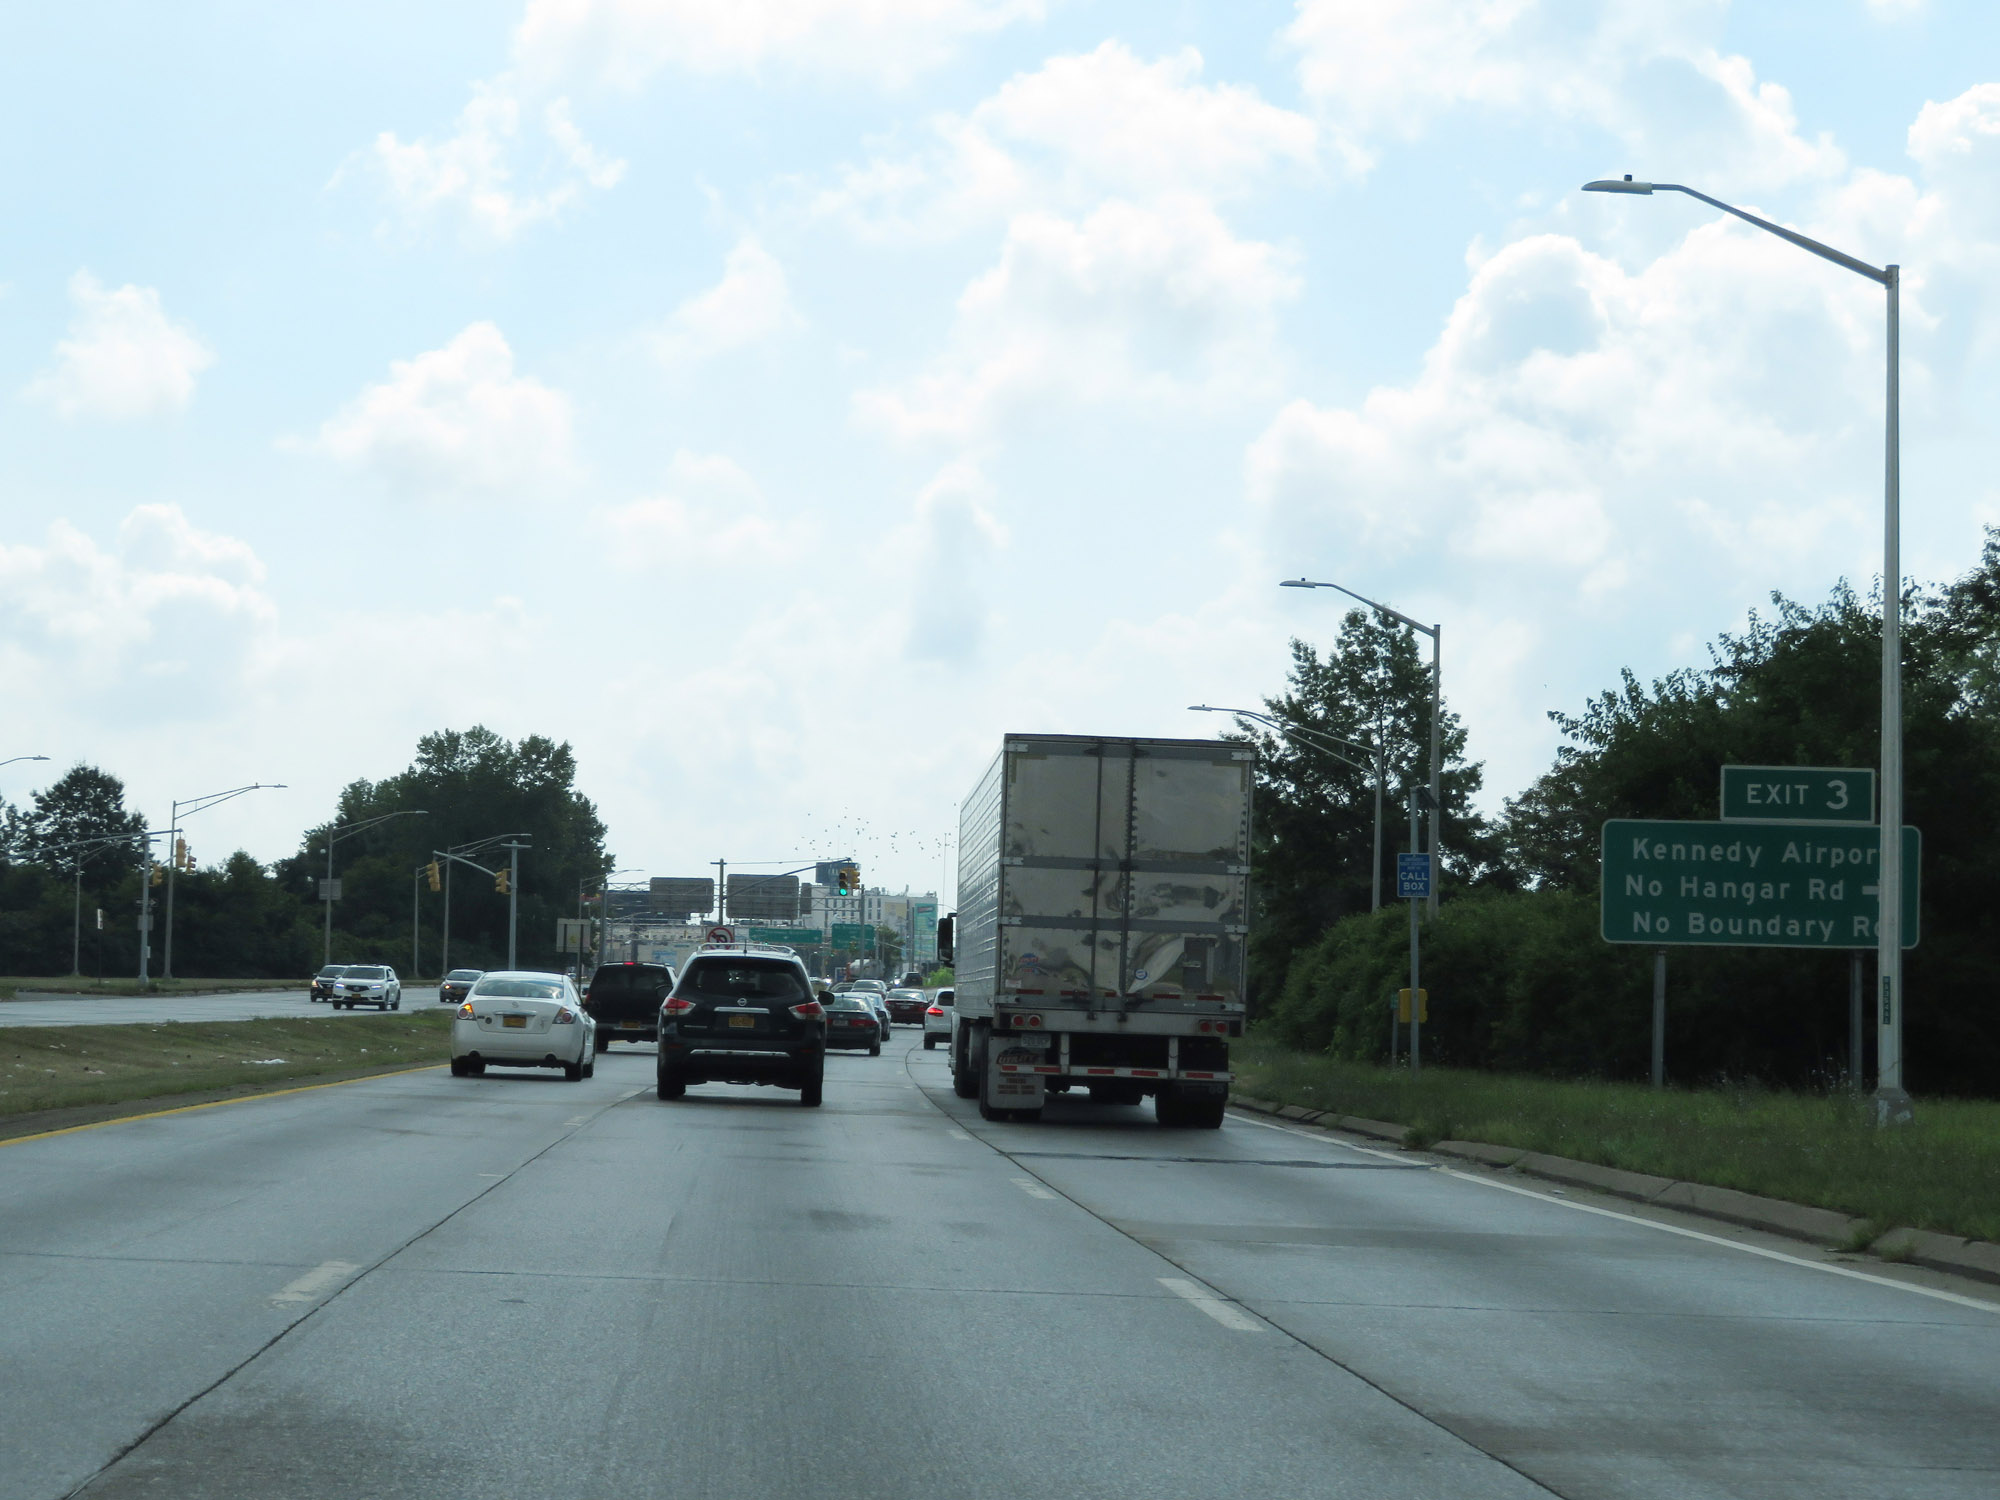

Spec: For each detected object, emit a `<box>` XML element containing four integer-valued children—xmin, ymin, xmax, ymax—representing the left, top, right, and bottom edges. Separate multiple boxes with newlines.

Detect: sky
<box><xmin>3</xmin><ymin>0</ymin><xmax>1998</xmax><ymax>905</ymax></box>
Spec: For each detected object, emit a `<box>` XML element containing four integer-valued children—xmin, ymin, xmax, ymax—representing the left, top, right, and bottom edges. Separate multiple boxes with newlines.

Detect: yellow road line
<box><xmin>0</xmin><ymin>1063</ymin><xmax>445</xmax><ymax>1148</ymax></box>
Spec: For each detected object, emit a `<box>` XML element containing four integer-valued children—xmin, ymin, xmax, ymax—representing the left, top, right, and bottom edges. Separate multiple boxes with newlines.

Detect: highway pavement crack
<box><xmin>61</xmin><ymin>1084</ymin><xmax>644</xmax><ymax>1500</ymax></box>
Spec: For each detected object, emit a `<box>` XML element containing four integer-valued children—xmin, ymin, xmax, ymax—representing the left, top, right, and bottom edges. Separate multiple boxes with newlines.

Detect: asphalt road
<box><xmin>0</xmin><ymin>987</ymin><xmax>444</xmax><ymax>1027</ymax></box>
<box><xmin>2</xmin><ymin>1028</ymin><xmax>1994</xmax><ymax>1499</ymax></box>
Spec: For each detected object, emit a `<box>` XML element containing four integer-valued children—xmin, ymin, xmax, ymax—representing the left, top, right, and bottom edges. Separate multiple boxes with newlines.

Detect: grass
<box><xmin>1234</xmin><ymin>1034</ymin><xmax>2000</xmax><ymax>1245</ymax></box>
<box><xmin>0</xmin><ymin>1012</ymin><xmax>451</xmax><ymax>1125</ymax></box>
<box><xmin>0</xmin><ymin>976</ymin><xmax>324</xmax><ymax>1000</ymax></box>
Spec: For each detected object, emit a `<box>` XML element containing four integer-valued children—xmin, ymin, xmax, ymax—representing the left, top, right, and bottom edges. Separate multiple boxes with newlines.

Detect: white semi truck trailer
<box><xmin>947</xmin><ymin>733</ymin><xmax>1252</xmax><ymax>1128</ymax></box>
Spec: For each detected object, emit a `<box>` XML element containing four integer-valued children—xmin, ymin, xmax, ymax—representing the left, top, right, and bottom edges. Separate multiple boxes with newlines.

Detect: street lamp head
<box><xmin>1583</xmin><ymin>175</ymin><xmax>1653</xmax><ymax>194</ymax></box>
<box><xmin>1278</xmin><ymin>578</ymin><xmax>1318</xmax><ymax>589</ymax></box>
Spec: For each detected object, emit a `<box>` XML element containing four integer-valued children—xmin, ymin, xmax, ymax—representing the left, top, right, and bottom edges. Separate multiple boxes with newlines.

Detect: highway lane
<box><xmin>0</xmin><ymin>987</ymin><xmax>444</xmax><ymax>1027</ymax></box>
<box><xmin>1</xmin><ymin>1027</ymin><xmax>1991</xmax><ymax>1499</ymax></box>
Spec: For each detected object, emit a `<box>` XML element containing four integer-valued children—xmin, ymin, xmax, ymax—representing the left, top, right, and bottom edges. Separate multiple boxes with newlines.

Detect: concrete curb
<box><xmin>1230</xmin><ymin>1095</ymin><xmax>2000</xmax><ymax>1288</ymax></box>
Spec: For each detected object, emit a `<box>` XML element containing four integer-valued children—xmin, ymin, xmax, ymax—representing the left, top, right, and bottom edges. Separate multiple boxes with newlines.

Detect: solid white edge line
<box><xmin>1158</xmin><ymin>1276</ymin><xmax>1264</xmax><ymax>1331</ymax></box>
<box><xmin>1226</xmin><ymin>1109</ymin><xmax>2000</xmax><ymax>1316</ymax></box>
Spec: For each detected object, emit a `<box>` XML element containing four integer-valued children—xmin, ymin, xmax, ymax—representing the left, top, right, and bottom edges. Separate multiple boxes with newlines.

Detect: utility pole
<box><xmin>139</xmin><ymin>845</ymin><xmax>154</xmax><ymax>984</ymax></box>
<box><xmin>1407</xmin><ymin>787</ymin><xmax>1420</xmax><ymax>1075</ymax></box>
<box><xmin>508</xmin><ymin>842</ymin><xmax>521</xmax><ymax>968</ymax></box>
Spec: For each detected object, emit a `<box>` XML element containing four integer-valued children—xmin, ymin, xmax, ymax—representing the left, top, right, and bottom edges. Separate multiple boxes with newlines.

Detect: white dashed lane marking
<box><xmin>1010</xmin><ymin>1176</ymin><xmax>1058</xmax><ymax>1200</ymax></box>
<box><xmin>1159</xmin><ymin>1277</ymin><xmax>1264</xmax><ymax>1332</ymax></box>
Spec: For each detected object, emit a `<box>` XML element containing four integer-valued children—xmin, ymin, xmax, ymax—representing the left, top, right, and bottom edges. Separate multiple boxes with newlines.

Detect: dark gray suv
<box><xmin>656</xmin><ymin>948</ymin><xmax>826</xmax><ymax>1106</ymax></box>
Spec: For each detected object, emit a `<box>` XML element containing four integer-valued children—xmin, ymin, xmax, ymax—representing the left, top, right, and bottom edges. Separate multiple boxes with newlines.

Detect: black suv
<box><xmin>583</xmin><ymin>961</ymin><xmax>675</xmax><ymax>1050</ymax></box>
<box><xmin>656</xmin><ymin>948</ymin><xmax>825</xmax><ymax>1106</ymax></box>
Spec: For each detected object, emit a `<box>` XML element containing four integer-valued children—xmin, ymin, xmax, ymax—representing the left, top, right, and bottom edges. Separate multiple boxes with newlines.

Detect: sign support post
<box><xmin>1849</xmin><ymin>951</ymin><xmax>1865</xmax><ymax>1094</ymax></box>
<box><xmin>1652</xmin><ymin>949</ymin><xmax>1666</xmax><ymax>1088</ymax></box>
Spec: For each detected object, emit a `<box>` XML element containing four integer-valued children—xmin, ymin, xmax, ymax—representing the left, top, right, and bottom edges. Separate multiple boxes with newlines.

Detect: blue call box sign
<box><xmin>1720</xmin><ymin>765</ymin><xmax>1874</xmax><ymax>824</ymax></box>
<box><xmin>1396</xmin><ymin>853</ymin><xmax>1433</xmax><ymax>899</ymax></box>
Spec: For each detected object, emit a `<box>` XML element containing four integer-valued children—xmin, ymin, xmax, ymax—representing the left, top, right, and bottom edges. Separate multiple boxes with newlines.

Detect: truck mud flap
<box><xmin>986</xmin><ymin>1042</ymin><xmax>1047</xmax><ymax>1110</ymax></box>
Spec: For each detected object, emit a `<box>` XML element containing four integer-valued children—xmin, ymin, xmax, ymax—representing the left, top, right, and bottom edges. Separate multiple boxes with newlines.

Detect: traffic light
<box><xmin>174</xmin><ymin>838</ymin><xmax>189</xmax><ymax>870</ymax></box>
<box><xmin>837</xmin><ymin>864</ymin><xmax>859</xmax><ymax>896</ymax></box>
<box><xmin>494</xmin><ymin>869</ymin><xmax>511</xmax><ymax>895</ymax></box>
<box><xmin>426</xmin><ymin>860</ymin><xmax>442</xmax><ymax>892</ymax></box>
<box><xmin>149</xmin><ymin>863</ymin><xmax>163</xmax><ymax>887</ymax></box>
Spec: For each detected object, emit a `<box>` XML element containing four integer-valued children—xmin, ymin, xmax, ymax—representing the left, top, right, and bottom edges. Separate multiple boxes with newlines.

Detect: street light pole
<box><xmin>1190</xmin><ymin>704</ymin><xmax>1385</xmax><ymax>911</ymax></box>
<box><xmin>163</xmin><ymin>782</ymin><xmax>285</xmax><ymax>980</ymax></box>
<box><xmin>320</xmin><ymin>810</ymin><xmax>430</xmax><ymax>966</ymax></box>
<box><xmin>1583</xmin><ymin>175</ymin><xmax>1908</xmax><ymax>1123</ymax></box>
<box><xmin>1280</xmin><ymin>579</ymin><xmax>1442</xmax><ymax>915</ymax></box>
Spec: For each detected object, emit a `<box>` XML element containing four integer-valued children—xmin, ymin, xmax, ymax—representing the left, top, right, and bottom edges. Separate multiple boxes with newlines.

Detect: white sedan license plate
<box><xmin>503</xmin><ymin>1015</ymin><xmax>527</xmax><ymax>1029</ymax></box>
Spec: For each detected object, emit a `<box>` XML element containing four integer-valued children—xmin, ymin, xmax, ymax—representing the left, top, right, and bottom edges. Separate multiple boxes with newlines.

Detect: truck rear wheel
<box><xmin>951</xmin><ymin>1026</ymin><xmax>978</xmax><ymax>1098</ymax></box>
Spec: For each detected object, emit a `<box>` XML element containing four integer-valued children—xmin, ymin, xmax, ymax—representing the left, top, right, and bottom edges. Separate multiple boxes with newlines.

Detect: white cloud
<box><xmin>856</xmin><ymin>195</ymin><xmax>1301</xmax><ymax>441</ymax></box>
<box><xmin>25</xmin><ymin>272</ymin><xmax>214</xmax><ymax>420</ymax></box>
<box><xmin>653</xmin><ymin>237</ymin><xmax>801</xmax><ymax>367</ymax></box>
<box><xmin>1249</xmin><ymin>221</ymin><xmax>1892</xmax><ymax>603</ymax></box>
<box><xmin>513</xmin><ymin>0</ymin><xmax>1046</xmax><ymax>89</ymax></box>
<box><xmin>0</xmin><ymin>506</ymin><xmax>274</xmax><ymax>723</ymax></box>
<box><xmin>356</xmin><ymin>75</ymin><xmax>625</xmax><ymax>241</ymax></box>
<box><xmin>600</xmin><ymin>450</ymin><xmax>804</xmax><ymax>569</ymax></box>
<box><xmin>1284</xmin><ymin>0</ymin><xmax>1843</xmax><ymax>190</ymax></box>
<box><xmin>899</xmin><ymin>462</ymin><xmax>1008</xmax><ymax>661</ymax></box>
<box><xmin>820</xmin><ymin>41</ymin><xmax>1316</xmax><ymax>241</ymax></box>
<box><xmin>297</xmin><ymin>323</ymin><xmax>578</xmax><ymax>498</ymax></box>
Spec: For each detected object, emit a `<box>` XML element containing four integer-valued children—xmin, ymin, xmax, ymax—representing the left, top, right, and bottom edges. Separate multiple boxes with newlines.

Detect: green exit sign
<box><xmin>1602</xmin><ymin>819</ymin><xmax>1918</xmax><ymax>949</ymax></box>
<box><xmin>1720</xmin><ymin>765</ymin><xmax>1874</xmax><ymax>823</ymax></box>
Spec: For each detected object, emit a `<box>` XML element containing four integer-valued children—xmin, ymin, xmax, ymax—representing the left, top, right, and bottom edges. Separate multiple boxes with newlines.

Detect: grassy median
<box><xmin>0</xmin><ymin>976</ymin><xmax>321</xmax><ymax>1000</ymax></box>
<box><xmin>0</xmin><ymin>1013</ymin><xmax>451</xmax><ymax>1133</ymax></box>
<box><xmin>1234</xmin><ymin>1034</ymin><xmax>2000</xmax><ymax>1245</ymax></box>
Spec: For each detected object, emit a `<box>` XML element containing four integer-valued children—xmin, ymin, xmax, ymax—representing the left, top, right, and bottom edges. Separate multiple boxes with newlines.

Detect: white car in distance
<box><xmin>451</xmin><ymin>971</ymin><xmax>596</xmax><ymax>1081</ymax></box>
<box><xmin>332</xmin><ymin>965</ymin><xmax>401</xmax><ymax>1010</ymax></box>
<box><xmin>923</xmin><ymin>988</ymin><xmax>954</xmax><ymax>1050</ymax></box>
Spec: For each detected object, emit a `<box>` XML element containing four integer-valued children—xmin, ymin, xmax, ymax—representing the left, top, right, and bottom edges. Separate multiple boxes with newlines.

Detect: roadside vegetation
<box><xmin>1235</xmin><ymin>1034</ymin><xmax>2000</xmax><ymax>1245</ymax></box>
<box><xmin>0</xmin><ymin>725</ymin><xmax>608</xmax><ymax>982</ymax></box>
<box><xmin>0</xmin><ymin>1013</ymin><xmax>451</xmax><ymax>1128</ymax></box>
<box><xmin>0</xmin><ymin>977</ymin><xmax>312</xmax><ymax>1001</ymax></box>
<box><xmin>1241</xmin><ymin>532</ymin><xmax>2000</xmax><ymax>1097</ymax></box>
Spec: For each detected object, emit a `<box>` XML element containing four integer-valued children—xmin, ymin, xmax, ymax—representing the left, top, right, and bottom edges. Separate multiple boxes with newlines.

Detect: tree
<box><xmin>15</xmin><ymin>765</ymin><xmax>150</xmax><ymax>886</ymax></box>
<box><xmin>286</xmin><ymin>727</ymin><xmax>609</xmax><ymax>973</ymax></box>
<box><xmin>1234</xmin><ymin>613</ymin><xmax>1498</xmax><ymax>1007</ymax></box>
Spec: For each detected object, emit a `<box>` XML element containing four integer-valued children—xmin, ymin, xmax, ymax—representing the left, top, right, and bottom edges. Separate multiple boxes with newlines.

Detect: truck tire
<box><xmin>951</xmin><ymin>1026</ymin><xmax>978</xmax><ymax>1099</ymax></box>
<box><xmin>800</xmin><ymin>1069</ymin><xmax>823</xmax><ymax>1107</ymax></box>
<box><xmin>1186</xmin><ymin>1098</ymin><xmax>1225</xmax><ymax>1129</ymax></box>
<box><xmin>1155</xmin><ymin>1091</ymin><xmax>1188</xmax><ymax>1127</ymax></box>
<box><xmin>656</xmin><ymin>1064</ymin><xmax>686</xmax><ymax>1100</ymax></box>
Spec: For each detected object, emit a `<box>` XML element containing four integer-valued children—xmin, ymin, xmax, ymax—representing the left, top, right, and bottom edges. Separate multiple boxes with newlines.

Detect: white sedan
<box><xmin>450</xmin><ymin>971</ymin><xmax>595</xmax><ymax>1081</ymax></box>
<box><xmin>923</xmin><ymin>987</ymin><xmax>954</xmax><ymax>1049</ymax></box>
<box><xmin>331</xmin><ymin>965</ymin><xmax>401</xmax><ymax>1010</ymax></box>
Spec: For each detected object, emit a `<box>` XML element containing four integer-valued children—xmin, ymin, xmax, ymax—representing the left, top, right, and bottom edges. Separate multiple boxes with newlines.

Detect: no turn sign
<box><xmin>706</xmin><ymin>925</ymin><xmax>735</xmax><ymax>944</ymax></box>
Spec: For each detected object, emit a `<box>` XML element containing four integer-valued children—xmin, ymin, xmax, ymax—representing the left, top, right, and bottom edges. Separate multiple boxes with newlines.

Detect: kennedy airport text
<box><xmin>1599</xmin><ymin>820</ymin><xmax>1920</xmax><ymax>950</ymax></box>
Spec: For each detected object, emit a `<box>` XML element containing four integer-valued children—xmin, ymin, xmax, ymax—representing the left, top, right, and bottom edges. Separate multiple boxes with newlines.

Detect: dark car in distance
<box><xmin>438</xmin><ymin>968</ymin><xmax>483</xmax><ymax>1006</ymax></box>
<box><xmin>884</xmin><ymin>987</ymin><xmax>928</xmax><ymax>1025</ymax></box>
<box><xmin>584</xmin><ymin>961</ymin><xmax>675</xmax><ymax>1050</ymax></box>
<box><xmin>657</xmin><ymin>948</ymin><xmax>825</xmax><ymax>1105</ymax></box>
<box><xmin>823</xmin><ymin>994</ymin><xmax>882</xmax><ymax>1054</ymax></box>
<box><xmin>310</xmin><ymin>963</ymin><xmax>344</xmax><ymax>1002</ymax></box>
